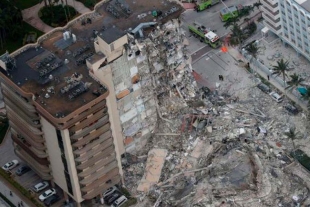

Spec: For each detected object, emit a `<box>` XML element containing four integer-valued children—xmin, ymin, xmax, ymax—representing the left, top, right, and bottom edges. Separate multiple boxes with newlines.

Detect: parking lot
<box><xmin>0</xmin><ymin>128</ymin><xmax>64</xmax><ymax>207</ymax></box>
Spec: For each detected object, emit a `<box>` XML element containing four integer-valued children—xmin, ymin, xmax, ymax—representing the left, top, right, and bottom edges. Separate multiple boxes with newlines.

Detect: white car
<box><xmin>2</xmin><ymin>160</ymin><xmax>19</xmax><ymax>171</ymax></box>
<box><xmin>269</xmin><ymin>91</ymin><xmax>283</xmax><ymax>103</ymax></box>
<box><xmin>33</xmin><ymin>181</ymin><xmax>49</xmax><ymax>193</ymax></box>
<box><xmin>39</xmin><ymin>188</ymin><xmax>56</xmax><ymax>201</ymax></box>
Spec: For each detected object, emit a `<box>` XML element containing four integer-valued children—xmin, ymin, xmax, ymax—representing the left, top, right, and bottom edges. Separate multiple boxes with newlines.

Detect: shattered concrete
<box><xmin>116</xmin><ymin>17</ymin><xmax>310</xmax><ymax>207</ymax></box>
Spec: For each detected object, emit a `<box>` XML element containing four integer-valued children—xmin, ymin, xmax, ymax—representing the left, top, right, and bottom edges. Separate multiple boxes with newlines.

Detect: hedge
<box><xmin>0</xmin><ymin>169</ymin><xmax>44</xmax><ymax>207</ymax></box>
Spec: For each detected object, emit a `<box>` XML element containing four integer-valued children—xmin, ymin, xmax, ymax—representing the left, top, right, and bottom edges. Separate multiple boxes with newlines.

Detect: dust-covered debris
<box><xmin>120</xmin><ymin>17</ymin><xmax>310</xmax><ymax>207</ymax></box>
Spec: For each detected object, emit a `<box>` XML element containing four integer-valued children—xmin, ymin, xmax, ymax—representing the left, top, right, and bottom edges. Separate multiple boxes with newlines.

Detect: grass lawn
<box><xmin>0</xmin><ymin>22</ymin><xmax>44</xmax><ymax>55</ymax></box>
<box><xmin>12</xmin><ymin>0</ymin><xmax>40</xmax><ymax>10</ymax></box>
<box><xmin>75</xmin><ymin>0</ymin><xmax>102</xmax><ymax>9</ymax></box>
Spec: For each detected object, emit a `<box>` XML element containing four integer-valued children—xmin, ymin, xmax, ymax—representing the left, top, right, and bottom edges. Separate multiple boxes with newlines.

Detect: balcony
<box><xmin>73</xmin><ymin>131</ymin><xmax>112</xmax><ymax>155</ymax></box>
<box><xmin>64</xmin><ymin>100</ymin><xmax>107</xmax><ymax>129</ymax></box>
<box><xmin>261</xmin><ymin>0</ymin><xmax>278</xmax><ymax>8</ymax></box>
<box><xmin>262</xmin><ymin>13</ymin><xmax>281</xmax><ymax>27</ymax></box>
<box><xmin>82</xmin><ymin>175</ymin><xmax>121</xmax><ymax>200</ymax></box>
<box><xmin>74</xmin><ymin>138</ymin><xmax>114</xmax><ymax>163</ymax></box>
<box><xmin>69</xmin><ymin>109</ymin><xmax>108</xmax><ymax>133</ymax></box>
<box><xmin>10</xmin><ymin>122</ymin><xmax>46</xmax><ymax>150</ymax></box>
<box><xmin>72</xmin><ymin>124</ymin><xmax>111</xmax><ymax>148</ymax></box>
<box><xmin>12</xmin><ymin>134</ymin><xmax>48</xmax><ymax>160</ymax></box>
<box><xmin>263</xmin><ymin>20</ymin><xmax>282</xmax><ymax>34</ymax></box>
<box><xmin>80</xmin><ymin>168</ymin><xmax>119</xmax><ymax>192</ymax></box>
<box><xmin>79</xmin><ymin>161</ymin><xmax>118</xmax><ymax>185</ymax></box>
<box><xmin>262</xmin><ymin>6</ymin><xmax>280</xmax><ymax>19</ymax></box>
<box><xmin>76</xmin><ymin>149</ymin><xmax>115</xmax><ymax>170</ymax></box>
<box><xmin>15</xmin><ymin>147</ymin><xmax>52</xmax><ymax>180</ymax></box>
<box><xmin>70</xmin><ymin>117</ymin><xmax>109</xmax><ymax>140</ymax></box>
<box><xmin>78</xmin><ymin>153</ymin><xmax>116</xmax><ymax>178</ymax></box>
<box><xmin>261</xmin><ymin>0</ymin><xmax>279</xmax><ymax>13</ymax></box>
<box><xmin>2</xmin><ymin>85</ymin><xmax>36</xmax><ymax>112</ymax></box>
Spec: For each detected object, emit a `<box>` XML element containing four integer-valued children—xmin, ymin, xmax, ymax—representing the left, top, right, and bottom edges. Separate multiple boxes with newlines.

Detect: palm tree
<box><xmin>284</xmin><ymin>127</ymin><xmax>300</xmax><ymax>159</ymax></box>
<box><xmin>229</xmin><ymin>23</ymin><xmax>246</xmax><ymax>47</ymax></box>
<box><xmin>285</xmin><ymin>73</ymin><xmax>304</xmax><ymax>90</ymax></box>
<box><xmin>223</xmin><ymin>16</ymin><xmax>240</xmax><ymax>29</ymax></box>
<box><xmin>244</xmin><ymin>42</ymin><xmax>259</xmax><ymax>73</ymax></box>
<box><xmin>271</xmin><ymin>59</ymin><xmax>291</xmax><ymax>85</ymax></box>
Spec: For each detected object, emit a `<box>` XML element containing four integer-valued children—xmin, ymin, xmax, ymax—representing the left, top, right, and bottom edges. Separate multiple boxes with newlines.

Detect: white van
<box><xmin>269</xmin><ymin>91</ymin><xmax>283</xmax><ymax>103</ymax></box>
<box><xmin>111</xmin><ymin>195</ymin><xmax>128</xmax><ymax>207</ymax></box>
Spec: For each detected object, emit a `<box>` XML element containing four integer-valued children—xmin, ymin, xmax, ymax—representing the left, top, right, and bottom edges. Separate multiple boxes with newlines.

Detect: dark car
<box><xmin>15</xmin><ymin>165</ymin><xmax>30</xmax><ymax>176</ymax></box>
<box><xmin>284</xmin><ymin>104</ymin><xmax>299</xmax><ymax>115</ymax></box>
<box><xmin>44</xmin><ymin>194</ymin><xmax>60</xmax><ymax>206</ymax></box>
<box><xmin>105</xmin><ymin>192</ymin><xmax>122</xmax><ymax>205</ymax></box>
<box><xmin>257</xmin><ymin>83</ymin><xmax>271</xmax><ymax>93</ymax></box>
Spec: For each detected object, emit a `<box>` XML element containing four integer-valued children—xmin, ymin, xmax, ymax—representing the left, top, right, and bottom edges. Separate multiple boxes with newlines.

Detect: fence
<box><xmin>241</xmin><ymin>49</ymin><xmax>308</xmax><ymax>110</ymax></box>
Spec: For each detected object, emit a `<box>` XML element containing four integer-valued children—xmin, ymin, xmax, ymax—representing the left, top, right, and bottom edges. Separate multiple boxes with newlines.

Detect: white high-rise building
<box><xmin>262</xmin><ymin>0</ymin><xmax>310</xmax><ymax>59</ymax></box>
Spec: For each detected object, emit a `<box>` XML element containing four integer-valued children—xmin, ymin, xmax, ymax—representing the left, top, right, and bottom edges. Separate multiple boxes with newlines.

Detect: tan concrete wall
<box><xmin>62</xmin><ymin>129</ymin><xmax>83</xmax><ymax>203</ymax></box>
<box><xmin>97</xmin><ymin>36</ymin><xmax>111</xmax><ymax>55</ymax></box>
<box><xmin>93</xmin><ymin>65</ymin><xmax>124</xmax><ymax>177</ymax></box>
<box><xmin>40</xmin><ymin>117</ymin><xmax>67</xmax><ymax>191</ymax></box>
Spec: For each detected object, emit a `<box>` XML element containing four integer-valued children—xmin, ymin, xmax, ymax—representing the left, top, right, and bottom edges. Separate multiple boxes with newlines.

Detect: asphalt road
<box><xmin>181</xmin><ymin>0</ymin><xmax>259</xmax><ymax>58</ymax></box>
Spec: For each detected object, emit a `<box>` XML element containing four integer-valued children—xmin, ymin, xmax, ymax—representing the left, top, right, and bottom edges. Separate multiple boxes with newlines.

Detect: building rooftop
<box><xmin>298</xmin><ymin>0</ymin><xmax>310</xmax><ymax>13</ymax></box>
<box><xmin>99</xmin><ymin>27</ymin><xmax>125</xmax><ymax>44</ymax></box>
<box><xmin>0</xmin><ymin>0</ymin><xmax>183</xmax><ymax>119</ymax></box>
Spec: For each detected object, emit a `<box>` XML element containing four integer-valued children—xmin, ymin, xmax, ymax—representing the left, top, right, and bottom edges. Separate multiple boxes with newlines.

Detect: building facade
<box><xmin>262</xmin><ymin>0</ymin><xmax>310</xmax><ymax>59</ymax></box>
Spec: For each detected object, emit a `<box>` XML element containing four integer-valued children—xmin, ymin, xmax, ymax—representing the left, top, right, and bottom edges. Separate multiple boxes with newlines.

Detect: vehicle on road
<box><xmin>269</xmin><ymin>91</ymin><xmax>283</xmax><ymax>103</ymax></box>
<box><xmin>34</xmin><ymin>181</ymin><xmax>49</xmax><ymax>192</ymax></box>
<box><xmin>15</xmin><ymin>165</ymin><xmax>31</xmax><ymax>176</ymax></box>
<box><xmin>220</xmin><ymin>5</ymin><xmax>240</xmax><ymax>21</ymax></box>
<box><xmin>39</xmin><ymin>188</ymin><xmax>56</xmax><ymax>201</ymax></box>
<box><xmin>188</xmin><ymin>22</ymin><xmax>221</xmax><ymax>48</ymax></box>
<box><xmin>257</xmin><ymin>83</ymin><xmax>271</xmax><ymax>93</ymax></box>
<box><xmin>2</xmin><ymin>160</ymin><xmax>19</xmax><ymax>171</ymax></box>
<box><xmin>112</xmin><ymin>195</ymin><xmax>128</xmax><ymax>207</ymax></box>
<box><xmin>44</xmin><ymin>194</ymin><xmax>60</xmax><ymax>206</ymax></box>
<box><xmin>284</xmin><ymin>104</ymin><xmax>299</xmax><ymax>115</ymax></box>
<box><xmin>195</xmin><ymin>0</ymin><xmax>220</xmax><ymax>12</ymax></box>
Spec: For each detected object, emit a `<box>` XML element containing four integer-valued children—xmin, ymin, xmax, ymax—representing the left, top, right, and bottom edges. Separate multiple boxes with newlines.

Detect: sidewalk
<box><xmin>22</xmin><ymin>0</ymin><xmax>91</xmax><ymax>33</ymax></box>
<box><xmin>227</xmin><ymin>47</ymin><xmax>309</xmax><ymax>111</ymax></box>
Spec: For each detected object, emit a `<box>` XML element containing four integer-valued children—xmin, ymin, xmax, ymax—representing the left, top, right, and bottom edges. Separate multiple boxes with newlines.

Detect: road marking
<box><xmin>191</xmin><ymin>45</ymin><xmax>208</xmax><ymax>55</ymax></box>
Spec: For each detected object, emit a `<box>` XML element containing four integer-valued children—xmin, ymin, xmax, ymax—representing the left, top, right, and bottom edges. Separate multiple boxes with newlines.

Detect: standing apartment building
<box><xmin>0</xmin><ymin>24</ymin><xmax>128</xmax><ymax>207</ymax></box>
<box><xmin>0</xmin><ymin>0</ymin><xmax>183</xmax><ymax>205</ymax></box>
<box><xmin>262</xmin><ymin>0</ymin><xmax>310</xmax><ymax>59</ymax></box>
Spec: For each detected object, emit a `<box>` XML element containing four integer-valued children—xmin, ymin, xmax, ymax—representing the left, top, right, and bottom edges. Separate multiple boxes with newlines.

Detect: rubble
<box><xmin>120</xmin><ymin>18</ymin><xmax>310</xmax><ymax>207</ymax></box>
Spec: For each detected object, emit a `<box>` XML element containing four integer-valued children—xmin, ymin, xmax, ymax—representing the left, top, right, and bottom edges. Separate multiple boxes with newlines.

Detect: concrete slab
<box><xmin>137</xmin><ymin>149</ymin><xmax>168</xmax><ymax>192</ymax></box>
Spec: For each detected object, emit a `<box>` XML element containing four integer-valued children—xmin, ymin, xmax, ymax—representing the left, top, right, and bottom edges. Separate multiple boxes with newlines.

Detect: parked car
<box><xmin>103</xmin><ymin>186</ymin><xmax>119</xmax><ymax>199</ymax></box>
<box><xmin>284</xmin><ymin>104</ymin><xmax>299</xmax><ymax>115</ymax></box>
<box><xmin>44</xmin><ymin>194</ymin><xmax>60</xmax><ymax>206</ymax></box>
<box><xmin>2</xmin><ymin>160</ymin><xmax>19</xmax><ymax>171</ymax></box>
<box><xmin>257</xmin><ymin>83</ymin><xmax>271</xmax><ymax>93</ymax></box>
<box><xmin>39</xmin><ymin>188</ymin><xmax>56</xmax><ymax>201</ymax></box>
<box><xmin>269</xmin><ymin>91</ymin><xmax>283</xmax><ymax>103</ymax></box>
<box><xmin>16</xmin><ymin>165</ymin><xmax>31</xmax><ymax>176</ymax></box>
<box><xmin>105</xmin><ymin>192</ymin><xmax>122</xmax><ymax>205</ymax></box>
<box><xmin>112</xmin><ymin>195</ymin><xmax>128</xmax><ymax>207</ymax></box>
<box><xmin>34</xmin><ymin>181</ymin><xmax>49</xmax><ymax>193</ymax></box>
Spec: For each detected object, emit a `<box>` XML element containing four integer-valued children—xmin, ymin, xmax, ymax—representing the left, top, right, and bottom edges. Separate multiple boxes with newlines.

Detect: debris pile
<box><xmin>120</xmin><ymin>18</ymin><xmax>310</xmax><ymax>207</ymax></box>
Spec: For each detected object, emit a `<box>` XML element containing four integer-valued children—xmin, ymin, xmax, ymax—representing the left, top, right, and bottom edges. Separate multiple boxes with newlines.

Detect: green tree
<box><xmin>284</xmin><ymin>127</ymin><xmax>300</xmax><ymax>159</ymax></box>
<box><xmin>286</xmin><ymin>73</ymin><xmax>304</xmax><ymax>90</ymax></box>
<box><xmin>271</xmin><ymin>59</ymin><xmax>291</xmax><ymax>84</ymax></box>
<box><xmin>229</xmin><ymin>23</ymin><xmax>247</xmax><ymax>47</ymax></box>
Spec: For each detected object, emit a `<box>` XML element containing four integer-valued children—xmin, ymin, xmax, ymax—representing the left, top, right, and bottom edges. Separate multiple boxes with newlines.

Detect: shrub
<box><xmin>0</xmin><ymin>169</ymin><xmax>44</xmax><ymax>207</ymax></box>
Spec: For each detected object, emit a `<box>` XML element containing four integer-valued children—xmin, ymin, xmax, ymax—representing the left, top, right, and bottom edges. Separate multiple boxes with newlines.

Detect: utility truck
<box><xmin>195</xmin><ymin>0</ymin><xmax>220</xmax><ymax>12</ymax></box>
<box><xmin>188</xmin><ymin>22</ymin><xmax>221</xmax><ymax>48</ymax></box>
